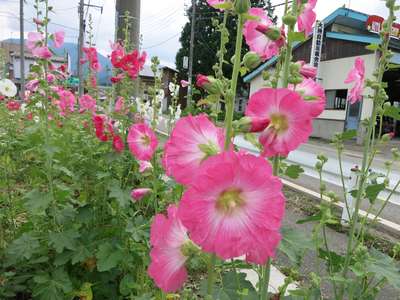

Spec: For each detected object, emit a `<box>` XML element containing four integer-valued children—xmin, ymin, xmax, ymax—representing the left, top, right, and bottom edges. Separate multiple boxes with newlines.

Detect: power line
<box><xmin>142</xmin><ymin>32</ymin><xmax>180</xmax><ymax>49</ymax></box>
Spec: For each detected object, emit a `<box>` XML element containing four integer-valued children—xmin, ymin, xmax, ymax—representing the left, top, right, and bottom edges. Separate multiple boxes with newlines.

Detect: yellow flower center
<box><xmin>269</xmin><ymin>113</ymin><xmax>289</xmax><ymax>135</ymax></box>
<box><xmin>141</xmin><ymin>135</ymin><xmax>151</xmax><ymax>146</ymax></box>
<box><xmin>216</xmin><ymin>188</ymin><xmax>245</xmax><ymax>214</ymax></box>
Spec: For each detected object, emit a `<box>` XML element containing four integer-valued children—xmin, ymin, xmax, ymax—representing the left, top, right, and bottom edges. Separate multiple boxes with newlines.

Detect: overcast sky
<box><xmin>0</xmin><ymin>0</ymin><xmax>398</xmax><ymax>68</ymax></box>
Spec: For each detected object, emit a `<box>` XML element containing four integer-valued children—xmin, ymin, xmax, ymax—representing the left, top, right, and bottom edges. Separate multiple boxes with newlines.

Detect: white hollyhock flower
<box><xmin>0</xmin><ymin>79</ymin><xmax>17</xmax><ymax>97</ymax></box>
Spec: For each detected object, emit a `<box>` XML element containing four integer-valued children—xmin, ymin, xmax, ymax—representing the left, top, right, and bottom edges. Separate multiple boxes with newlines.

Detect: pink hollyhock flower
<box><xmin>131</xmin><ymin>188</ymin><xmax>151</xmax><ymax>201</ymax></box>
<box><xmin>111</xmin><ymin>73</ymin><xmax>124</xmax><ymax>84</ymax></box>
<box><xmin>26</xmin><ymin>79</ymin><xmax>39</xmax><ymax>92</ymax></box>
<box><xmin>83</xmin><ymin>47</ymin><xmax>101</xmax><ymax>72</ymax></box>
<box><xmin>245</xmin><ymin>88</ymin><xmax>313</xmax><ymax>157</ymax></box>
<box><xmin>27</xmin><ymin>32</ymin><xmax>43</xmax><ymax>50</ymax></box>
<box><xmin>32</xmin><ymin>46</ymin><xmax>52</xmax><ymax>59</ymax></box>
<box><xmin>139</xmin><ymin>160</ymin><xmax>153</xmax><ymax>173</ymax></box>
<box><xmin>296</xmin><ymin>61</ymin><xmax>317</xmax><ymax>79</ymax></box>
<box><xmin>120</xmin><ymin>50</ymin><xmax>147</xmax><ymax>79</ymax></box>
<box><xmin>180</xmin><ymin>80</ymin><xmax>189</xmax><ymax>88</ymax></box>
<box><xmin>178</xmin><ymin>151</ymin><xmax>285</xmax><ymax>264</ymax></box>
<box><xmin>114</xmin><ymin>96</ymin><xmax>126</xmax><ymax>113</ymax></box>
<box><xmin>0</xmin><ymin>95</ymin><xmax>5</xmax><ymax>101</ymax></box>
<box><xmin>297</xmin><ymin>0</ymin><xmax>317</xmax><ymax>35</ymax></box>
<box><xmin>92</xmin><ymin>114</ymin><xmax>109</xmax><ymax>142</ymax></box>
<box><xmin>148</xmin><ymin>205</ymin><xmax>190</xmax><ymax>292</ymax></box>
<box><xmin>344</xmin><ymin>57</ymin><xmax>365</xmax><ymax>104</ymax></box>
<box><xmin>127</xmin><ymin>123</ymin><xmax>158</xmax><ymax>161</ymax></box>
<box><xmin>111</xmin><ymin>43</ymin><xmax>126</xmax><ymax>68</ymax></box>
<box><xmin>243</xmin><ymin>8</ymin><xmax>284</xmax><ymax>61</ymax></box>
<box><xmin>6</xmin><ymin>100</ymin><xmax>21</xmax><ymax>111</ymax></box>
<box><xmin>53</xmin><ymin>31</ymin><xmax>65</xmax><ymax>48</ymax></box>
<box><xmin>57</xmin><ymin>89</ymin><xmax>75</xmax><ymax>116</ymax></box>
<box><xmin>113</xmin><ymin>135</ymin><xmax>125</xmax><ymax>153</ymax></box>
<box><xmin>162</xmin><ymin>114</ymin><xmax>225</xmax><ymax>186</ymax></box>
<box><xmin>79</xmin><ymin>94</ymin><xmax>96</xmax><ymax>113</ymax></box>
<box><xmin>196</xmin><ymin>74</ymin><xmax>210</xmax><ymax>88</ymax></box>
<box><xmin>46</xmin><ymin>74</ymin><xmax>56</xmax><ymax>83</ymax></box>
<box><xmin>26</xmin><ymin>112</ymin><xmax>33</xmax><ymax>120</ymax></box>
<box><xmin>289</xmin><ymin>78</ymin><xmax>326</xmax><ymax>117</ymax></box>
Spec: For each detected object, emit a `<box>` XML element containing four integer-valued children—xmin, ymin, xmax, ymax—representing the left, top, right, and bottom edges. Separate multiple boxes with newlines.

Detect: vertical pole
<box><xmin>187</xmin><ymin>0</ymin><xmax>196</xmax><ymax>108</ymax></box>
<box><xmin>78</xmin><ymin>0</ymin><xmax>85</xmax><ymax>96</ymax></box>
<box><xmin>19</xmin><ymin>0</ymin><xmax>25</xmax><ymax>100</ymax></box>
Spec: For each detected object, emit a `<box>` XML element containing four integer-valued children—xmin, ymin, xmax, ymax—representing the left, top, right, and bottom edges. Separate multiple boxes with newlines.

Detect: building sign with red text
<box><xmin>367</xmin><ymin>15</ymin><xmax>400</xmax><ymax>39</ymax></box>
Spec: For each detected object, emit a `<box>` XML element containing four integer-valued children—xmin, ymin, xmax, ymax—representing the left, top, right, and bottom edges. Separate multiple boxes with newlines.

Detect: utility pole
<box><xmin>187</xmin><ymin>0</ymin><xmax>196</xmax><ymax>108</ymax></box>
<box><xmin>78</xmin><ymin>0</ymin><xmax>84</xmax><ymax>96</ymax></box>
<box><xmin>116</xmin><ymin>0</ymin><xmax>141</xmax><ymax>49</ymax></box>
<box><xmin>19</xmin><ymin>0</ymin><xmax>25</xmax><ymax>100</ymax></box>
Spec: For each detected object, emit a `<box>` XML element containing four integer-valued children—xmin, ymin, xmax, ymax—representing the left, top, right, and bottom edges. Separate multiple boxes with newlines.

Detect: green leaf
<box><xmin>339</xmin><ymin>130</ymin><xmax>358</xmax><ymax>141</ymax></box>
<box><xmin>24</xmin><ymin>189</ymin><xmax>52</xmax><ymax>216</ymax></box>
<box><xmin>48</xmin><ymin>229</ymin><xmax>80</xmax><ymax>253</ymax></box>
<box><xmin>279</xmin><ymin>227</ymin><xmax>314</xmax><ymax>265</ymax></box>
<box><xmin>213</xmin><ymin>2</ymin><xmax>233</xmax><ymax>10</ymax></box>
<box><xmin>366</xmin><ymin>43</ymin><xmax>379</xmax><ymax>51</ymax></box>
<box><xmin>367</xmin><ymin>248</ymin><xmax>400</xmax><ymax>290</ymax></box>
<box><xmin>96</xmin><ymin>243</ymin><xmax>124</xmax><ymax>272</ymax></box>
<box><xmin>296</xmin><ymin>212</ymin><xmax>322</xmax><ymax>224</ymax></box>
<box><xmin>6</xmin><ymin>232</ymin><xmax>41</xmax><ymax>260</ymax></box>
<box><xmin>108</xmin><ymin>180</ymin><xmax>132</xmax><ymax>209</ymax></box>
<box><xmin>71</xmin><ymin>244</ymin><xmax>91</xmax><ymax>265</ymax></box>
<box><xmin>32</xmin><ymin>269</ymin><xmax>73</xmax><ymax>300</ymax></box>
<box><xmin>119</xmin><ymin>274</ymin><xmax>135</xmax><ymax>296</ymax></box>
<box><xmin>285</xmin><ymin>165</ymin><xmax>304</xmax><ymax>179</ymax></box>
<box><xmin>365</xmin><ymin>183</ymin><xmax>385</xmax><ymax>204</ymax></box>
<box><xmin>288</xmin><ymin>31</ymin><xmax>306</xmax><ymax>43</ymax></box>
<box><xmin>318</xmin><ymin>248</ymin><xmax>345</xmax><ymax>273</ymax></box>
<box><xmin>384</xmin><ymin>106</ymin><xmax>400</xmax><ymax>121</ymax></box>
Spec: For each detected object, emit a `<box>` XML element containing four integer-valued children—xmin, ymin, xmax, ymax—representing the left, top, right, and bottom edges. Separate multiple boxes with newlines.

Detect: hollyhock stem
<box><xmin>259</xmin><ymin>259</ymin><xmax>271</xmax><ymax>299</ymax></box>
<box><xmin>206</xmin><ymin>254</ymin><xmax>217</xmax><ymax>298</ymax></box>
<box><xmin>217</xmin><ymin>11</ymin><xmax>228</xmax><ymax>78</ymax></box>
<box><xmin>281</xmin><ymin>0</ymin><xmax>297</xmax><ymax>88</ymax></box>
<box><xmin>338</xmin><ymin>3</ymin><xmax>395</xmax><ymax>298</ymax></box>
<box><xmin>224</xmin><ymin>14</ymin><xmax>244</xmax><ymax>149</ymax></box>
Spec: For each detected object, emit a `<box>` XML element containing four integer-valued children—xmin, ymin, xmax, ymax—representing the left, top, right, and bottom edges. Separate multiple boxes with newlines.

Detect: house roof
<box><xmin>243</xmin><ymin>7</ymin><xmax>400</xmax><ymax>83</ymax></box>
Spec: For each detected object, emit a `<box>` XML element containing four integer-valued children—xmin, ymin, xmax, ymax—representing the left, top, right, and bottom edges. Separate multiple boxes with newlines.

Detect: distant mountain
<box><xmin>2</xmin><ymin>39</ymin><xmax>113</xmax><ymax>86</ymax></box>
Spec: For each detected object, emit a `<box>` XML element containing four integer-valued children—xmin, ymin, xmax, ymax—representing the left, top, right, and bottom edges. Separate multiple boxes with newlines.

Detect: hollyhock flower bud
<box><xmin>196</xmin><ymin>74</ymin><xmax>223</xmax><ymax>95</ymax></box>
<box><xmin>33</xmin><ymin>18</ymin><xmax>44</xmax><ymax>26</ymax></box>
<box><xmin>131</xmin><ymin>188</ymin><xmax>151</xmax><ymax>202</ymax></box>
<box><xmin>26</xmin><ymin>79</ymin><xmax>40</xmax><ymax>92</ymax></box>
<box><xmin>282</xmin><ymin>14</ymin><xmax>297</xmax><ymax>26</ymax></box>
<box><xmin>180</xmin><ymin>80</ymin><xmax>189</xmax><ymax>87</ymax></box>
<box><xmin>234</xmin><ymin>0</ymin><xmax>250</xmax><ymax>14</ymax></box>
<box><xmin>139</xmin><ymin>160</ymin><xmax>153</xmax><ymax>174</ymax></box>
<box><xmin>243</xmin><ymin>52</ymin><xmax>262</xmax><ymax>70</ymax></box>
<box><xmin>298</xmin><ymin>61</ymin><xmax>317</xmax><ymax>79</ymax></box>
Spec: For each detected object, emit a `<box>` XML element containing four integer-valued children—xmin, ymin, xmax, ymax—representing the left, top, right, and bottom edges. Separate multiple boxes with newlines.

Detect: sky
<box><xmin>0</xmin><ymin>0</ymin><xmax>398</xmax><ymax>68</ymax></box>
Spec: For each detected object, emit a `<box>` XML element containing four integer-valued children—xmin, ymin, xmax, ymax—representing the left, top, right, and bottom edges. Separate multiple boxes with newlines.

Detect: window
<box><xmin>325</xmin><ymin>89</ymin><xmax>347</xmax><ymax>110</ymax></box>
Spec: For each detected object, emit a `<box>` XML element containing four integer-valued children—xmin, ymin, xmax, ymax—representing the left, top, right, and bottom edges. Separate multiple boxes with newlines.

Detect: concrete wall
<box><xmin>312</xmin><ymin>118</ymin><xmax>345</xmax><ymax>140</ymax></box>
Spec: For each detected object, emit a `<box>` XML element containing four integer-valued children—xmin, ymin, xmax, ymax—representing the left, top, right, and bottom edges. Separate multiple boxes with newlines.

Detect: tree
<box><xmin>175</xmin><ymin>0</ymin><xmax>276</xmax><ymax>95</ymax></box>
